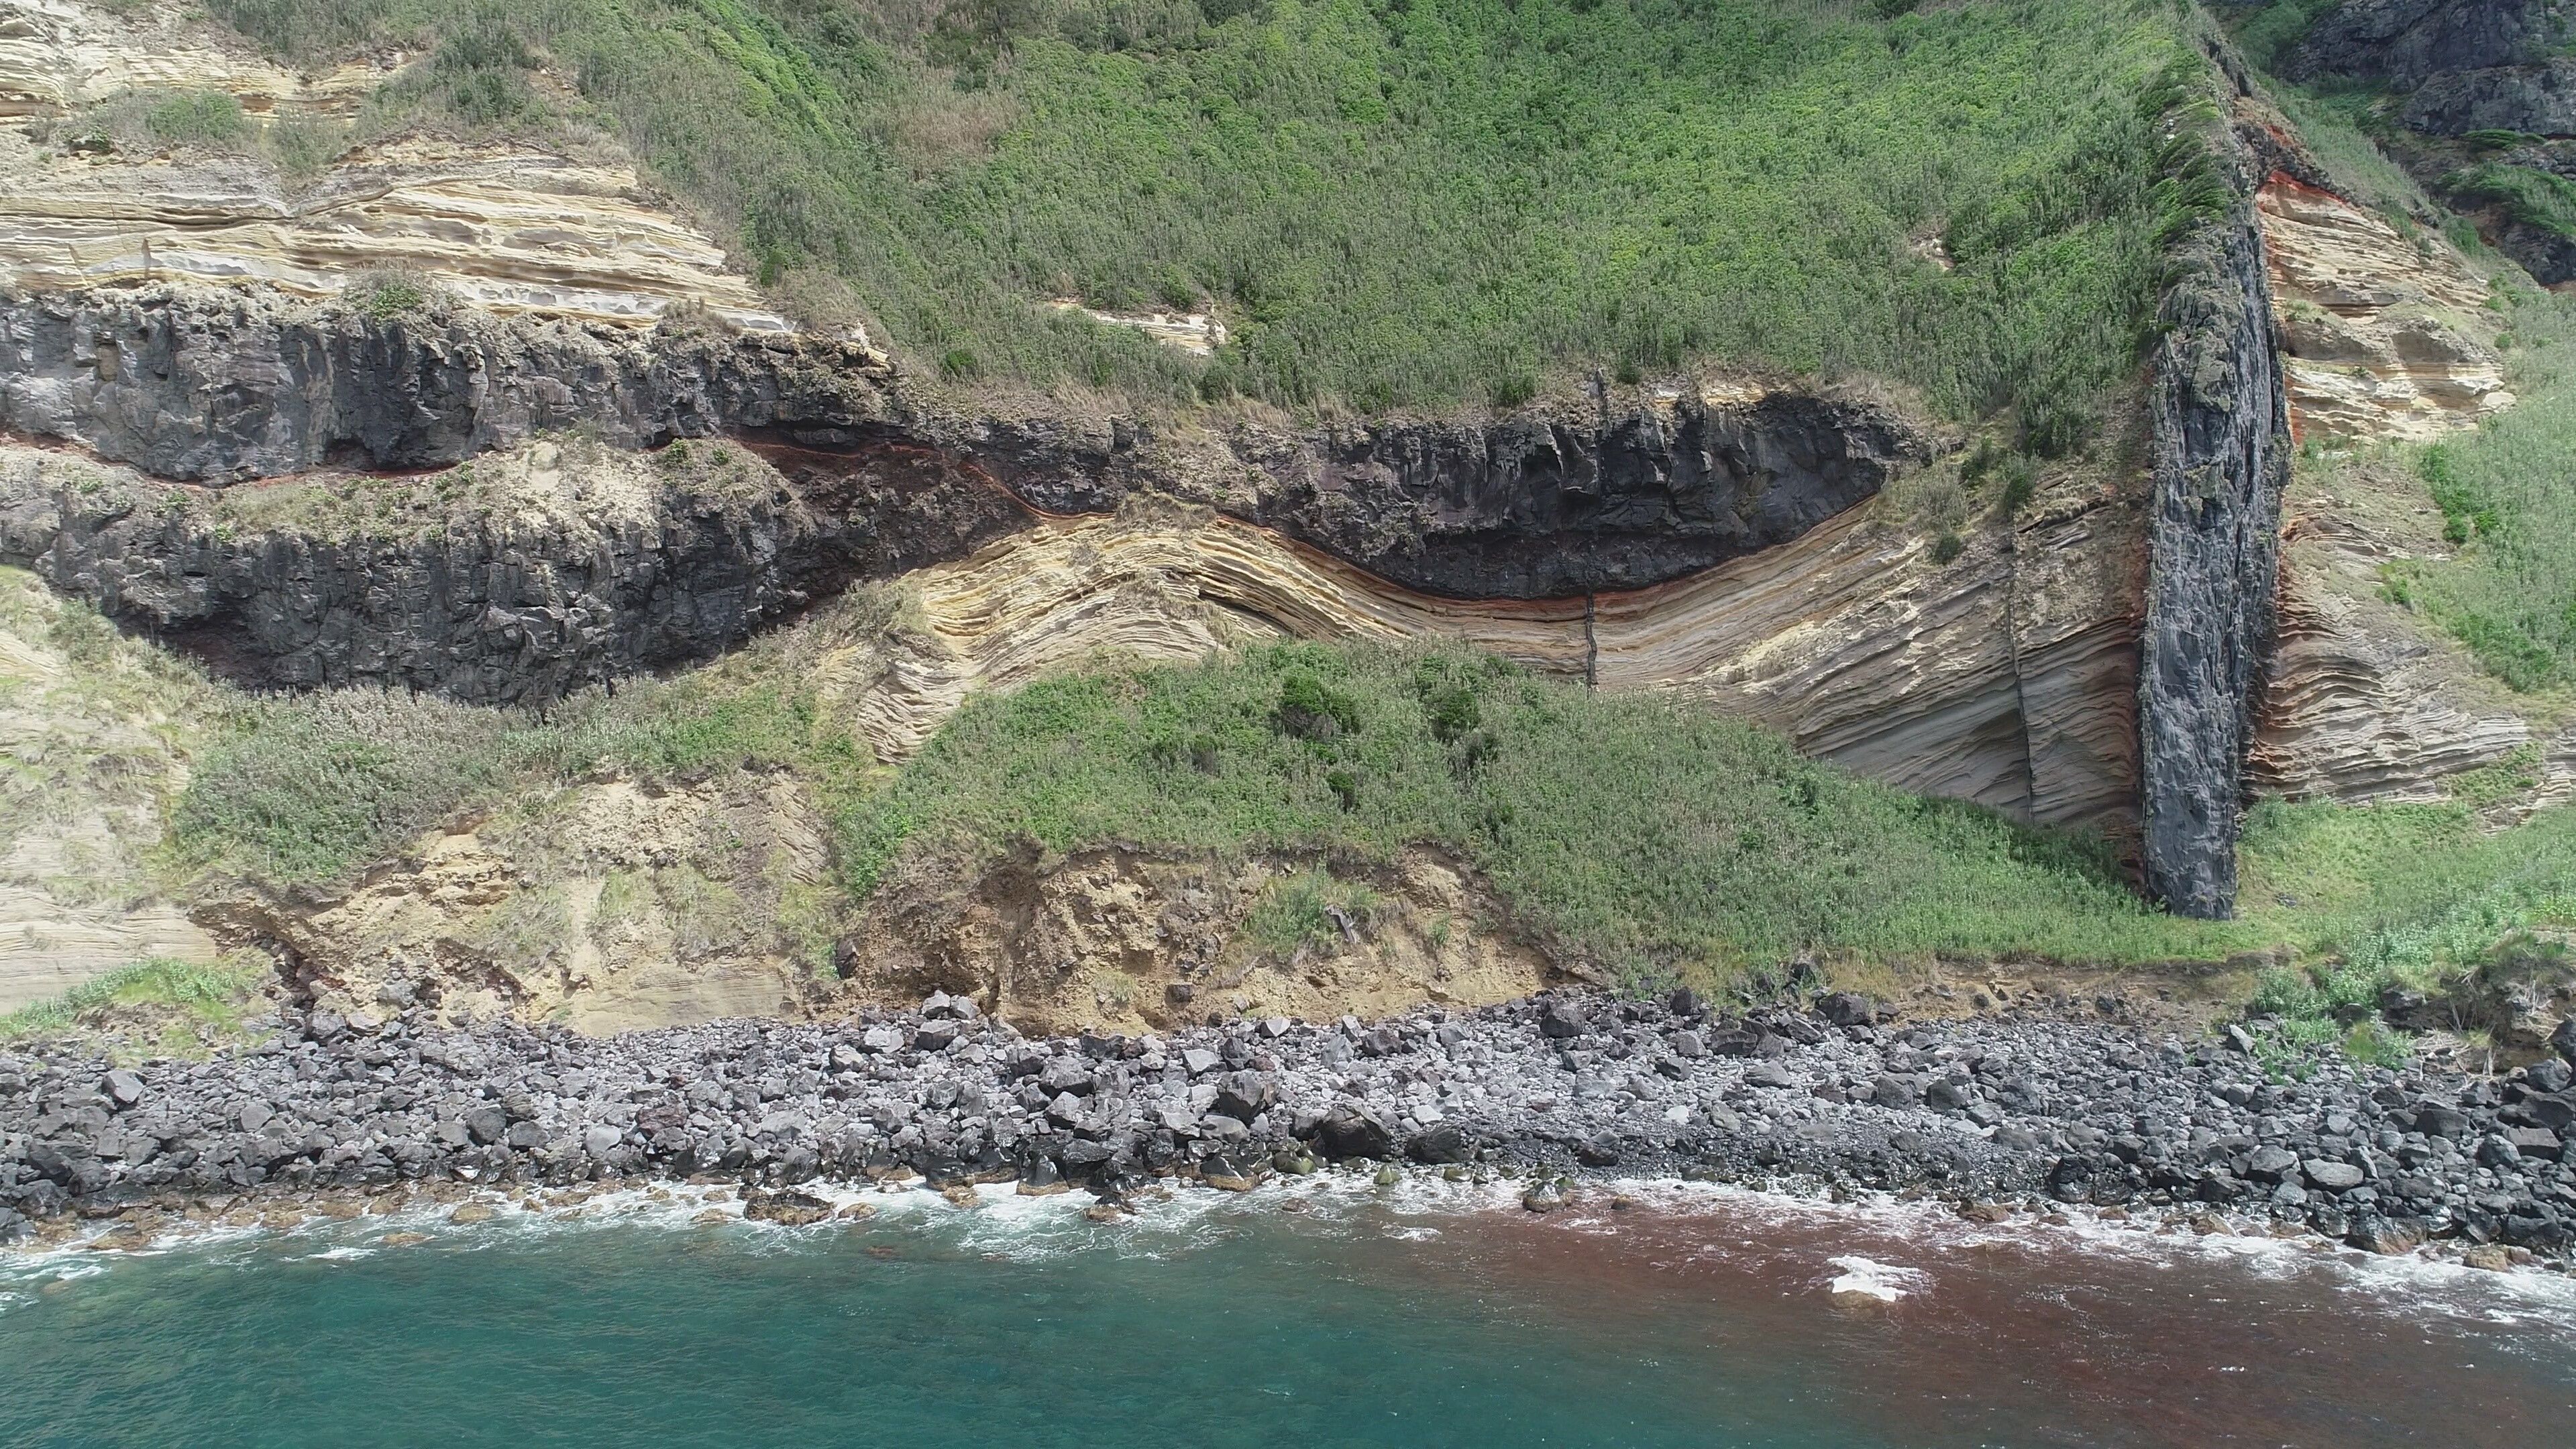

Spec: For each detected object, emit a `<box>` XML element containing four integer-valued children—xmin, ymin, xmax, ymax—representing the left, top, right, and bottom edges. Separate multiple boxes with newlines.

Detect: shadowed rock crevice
<box><xmin>0</xmin><ymin>435</ymin><xmax>1036</xmax><ymax>702</ymax></box>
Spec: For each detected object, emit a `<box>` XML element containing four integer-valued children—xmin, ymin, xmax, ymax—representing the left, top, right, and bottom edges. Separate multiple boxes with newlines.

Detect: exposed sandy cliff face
<box><xmin>0</xmin><ymin>0</ymin><xmax>788</xmax><ymax>331</ymax></box>
<box><xmin>209</xmin><ymin>771</ymin><xmax>846</xmax><ymax>1036</ymax></box>
<box><xmin>0</xmin><ymin>135</ymin><xmax>795</xmax><ymax>332</ymax></box>
<box><xmin>0</xmin><ymin>0</ymin><xmax>380</xmax><ymax>121</ymax></box>
<box><xmin>2231</xmin><ymin>85</ymin><xmax>2574</xmax><ymax>815</ymax></box>
<box><xmin>3</xmin><ymin>0</ymin><xmax>2551</xmax><ymax>1021</ymax></box>
<box><xmin>845</xmin><ymin>844</ymin><xmax>1555</xmax><ymax>1040</ymax></box>
<box><xmin>0</xmin><ymin>566</ymin><xmax>217</xmax><ymax>1014</ymax></box>
<box><xmin>2254</xmin><ymin>178</ymin><xmax>2510</xmax><ymax>442</ymax></box>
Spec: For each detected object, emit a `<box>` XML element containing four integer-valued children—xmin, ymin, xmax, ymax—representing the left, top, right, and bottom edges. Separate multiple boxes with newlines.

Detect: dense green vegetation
<box><xmin>170</xmin><ymin>631</ymin><xmax>2576</xmax><ymax>996</ymax></box>
<box><xmin>2370</xmin><ymin>287</ymin><xmax>2576</xmax><ymax>692</ymax></box>
<box><xmin>200</xmin><ymin>0</ymin><xmax>2199</xmax><ymax>437</ymax></box>
<box><xmin>2445</xmin><ymin>162</ymin><xmax>2576</xmax><ymax>242</ymax></box>
<box><xmin>0</xmin><ymin>957</ymin><xmax>266</xmax><ymax>1045</ymax></box>
<box><xmin>169</xmin><ymin>663</ymin><xmax>867</xmax><ymax>888</ymax></box>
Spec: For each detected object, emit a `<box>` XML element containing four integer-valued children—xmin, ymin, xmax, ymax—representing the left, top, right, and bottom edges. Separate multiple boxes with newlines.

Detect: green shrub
<box><xmin>2370</xmin><ymin>288</ymin><xmax>2576</xmax><ymax>690</ymax></box>
<box><xmin>345</xmin><ymin>268</ymin><xmax>433</xmax><ymax>321</ymax></box>
<box><xmin>1275</xmin><ymin>669</ymin><xmax>1361</xmax><ymax>741</ymax></box>
<box><xmin>264</xmin><ymin>114</ymin><xmax>346</xmax><ymax>177</ymax></box>
<box><xmin>144</xmin><ymin>90</ymin><xmax>252</xmax><ymax>149</ymax></box>
<box><xmin>0</xmin><ymin>957</ymin><xmax>264</xmax><ymax>1041</ymax></box>
<box><xmin>2249</xmin><ymin>964</ymin><xmax>2323</xmax><ymax>1020</ymax></box>
<box><xmin>1244</xmin><ymin>867</ymin><xmax>1383</xmax><ymax>955</ymax></box>
<box><xmin>2444</xmin><ymin>163</ymin><xmax>2576</xmax><ymax>241</ymax></box>
<box><xmin>1998</xmin><ymin>455</ymin><xmax>2039</xmax><ymax>515</ymax></box>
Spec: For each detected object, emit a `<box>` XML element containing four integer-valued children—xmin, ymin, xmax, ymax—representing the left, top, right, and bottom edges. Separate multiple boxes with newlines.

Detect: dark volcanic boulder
<box><xmin>1537</xmin><ymin>998</ymin><xmax>1589</xmax><ymax>1040</ymax></box>
<box><xmin>2349</xmin><ymin>1213</ymin><xmax>2430</xmax><ymax>1256</ymax></box>
<box><xmin>1316</xmin><ymin>1103</ymin><xmax>1395</xmax><ymax>1161</ymax></box>
<box><xmin>1407</xmin><ymin>1122</ymin><xmax>1470</xmax><ymax>1165</ymax></box>
<box><xmin>1704</xmin><ymin>1026</ymin><xmax>1768</xmax><ymax>1058</ymax></box>
<box><xmin>742</xmin><ymin>1189</ymin><xmax>835</xmax><ymax>1226</ymax></box>
<box><xmin>1814</xmin><ymin>992</ymin><xmax>1878</xmax><ymax>1028</ymax></box>
<box><xmin>1211</xmin><ymin>1072</ymin><xmax>1279</xmax><ymax>1124</ymax></box>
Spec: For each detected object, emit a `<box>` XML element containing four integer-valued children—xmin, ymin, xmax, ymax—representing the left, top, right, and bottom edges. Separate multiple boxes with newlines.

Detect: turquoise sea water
<box><xmin>4</xmin><ymin>1181</ymin><xmax>2573</xmax><ymax>1448</ymax></box>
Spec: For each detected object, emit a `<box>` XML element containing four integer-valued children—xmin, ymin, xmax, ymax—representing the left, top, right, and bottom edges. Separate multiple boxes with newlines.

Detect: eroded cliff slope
<box><xmin>1</xmin><ymin>0</ymin><xmax>2558</xmax><ymax>1032</ymax></box>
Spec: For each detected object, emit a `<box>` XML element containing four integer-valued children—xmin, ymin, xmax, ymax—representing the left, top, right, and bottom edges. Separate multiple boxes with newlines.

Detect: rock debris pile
<box><xmin>5</xmin><ymin>990</ymin><xmax>2573</xmax><ymax>1260</ymax></box>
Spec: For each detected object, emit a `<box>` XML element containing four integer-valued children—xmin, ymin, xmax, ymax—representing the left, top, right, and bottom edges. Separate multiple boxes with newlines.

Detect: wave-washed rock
<box><xmin>5</xmin><ymin>991</ymin><xmax>2571</xmax><ymax>1260</ymax></box>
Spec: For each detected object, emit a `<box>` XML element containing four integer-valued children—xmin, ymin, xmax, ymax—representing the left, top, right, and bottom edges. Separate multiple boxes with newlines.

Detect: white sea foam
<box><xmin>8</xmin><ymin>1167</ymin><xmax>2574</xmax><ymax>1338</ymax></box>
<box><xmin>1825</xmin><ymin>1255</ymin><xmax>1923</xmax><ymax>1301</ymax></box>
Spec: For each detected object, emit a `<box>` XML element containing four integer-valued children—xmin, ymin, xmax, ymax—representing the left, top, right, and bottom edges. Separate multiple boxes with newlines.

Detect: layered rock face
<box><xmin>0</xmin><ymin>281</ymin><xmax>1933</xmax><ymax>700</ymax></box>
<box><xmin>0</xmin><ymin>286</ymin><xmax>894</xmax><ymax>481</ymax></box>
<box><xmin>2138</xmin><ymin>203</ymin><xmax>2291</xmax><ymax>920</ymax></box>
<box><xmin>0</xmin><ymin>0</ymin><xmax>381</xmax><ymax>120</ymax></box>
<box><xmin>2253</xmin><ymin>178</ymin><xmax>2510</xmax><ymax>441</ymax></box>
<box><xmin>0</xmin><ymin>0</ymin><xmax>788</xmax><ymax>331</ymax></box>
<box><xmin>2251</xmin><ymin>498</ymin><xmax>2573</xmax><ymax>808</ymax></box>
<box><xmin>802</xmin><ymin>483</ymin><xmax>2142</xmax><ymax>830</ymax></box>
<box><xmin>2229</xmin><ymin>72</ymin><xmax>2576</xmax><ymax>815</ymax></box>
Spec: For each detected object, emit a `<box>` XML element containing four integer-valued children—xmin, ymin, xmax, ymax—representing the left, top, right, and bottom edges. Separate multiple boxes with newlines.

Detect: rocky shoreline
<box><xmin>5</xmin><ymin>990</ymin><xmax>2574</xmax><ymax>1267</ymax></box>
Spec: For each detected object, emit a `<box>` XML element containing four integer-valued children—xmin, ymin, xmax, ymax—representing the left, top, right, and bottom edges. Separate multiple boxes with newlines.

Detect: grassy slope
<box><xmin>203</xmin><ymin>0</ymin><xmax>2186</xmax><ymax>433</ymax></box>
<box><xmin>168</xmin><ymin>629</ymin><xmax>2576</xmax><ymax>998</ymax></box>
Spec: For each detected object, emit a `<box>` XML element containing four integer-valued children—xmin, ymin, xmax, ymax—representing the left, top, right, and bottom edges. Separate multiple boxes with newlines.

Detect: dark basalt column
<box><xmin>2139</xmin><ymin>201</ymin><xmax>2290</xmax><ymax>920</ymax></box>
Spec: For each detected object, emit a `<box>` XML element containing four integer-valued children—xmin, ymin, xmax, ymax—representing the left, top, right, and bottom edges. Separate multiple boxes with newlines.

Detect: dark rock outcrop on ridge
<box><xmin>2276</xmin><ymin>1</ymin><xmax>2576</xmax><ymax>279</ymax></box>
<box><xmin>1126</xmin><ymin>393</ymin><xmax>1924</xmax><ymax>600</ymax></box>
<box><xmin>0</xmin><ymin>435</ymin><xmax>1034</xmax><ymax>702</ymax></box>
<box><xmin>2405</xmin><ymin>58</ymin><xmax>2576</xmax><ymax>137</ymax></box>
<box><xmin>2139</xmin><ymin>203</ymin><xmax>2289</xmax><ymax>921</ymax></box>
<box><xmin>2137</xmin><ymin>51</ymin><xmax>2294</xmax><ymax>922</ymax></box>
<box><xmin>2286</xmin><ymin>0</ymin><xmax>2553</xmax><ymax>91</ymax></box>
